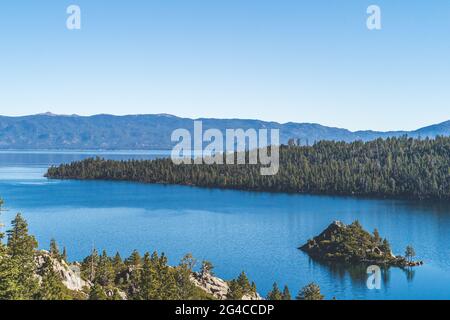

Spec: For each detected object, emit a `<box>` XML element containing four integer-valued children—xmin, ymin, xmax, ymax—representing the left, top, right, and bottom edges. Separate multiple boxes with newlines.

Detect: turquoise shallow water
<box><xmin>0</xmin><ymin>151</ymin><xmax>450</xmax><ymax>300</ymax></box>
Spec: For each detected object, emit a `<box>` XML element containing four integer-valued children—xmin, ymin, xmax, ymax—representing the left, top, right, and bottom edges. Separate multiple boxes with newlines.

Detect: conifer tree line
<box><xmin>266</xmin><ymin>282</ymin><xmax>324</xmax><ymax>300</ymax></box>
<box><xmin>0</xmin><ymin>199</ymin><xmax>327</xmax><ymax>300</ymax></box>
<box><xmin>47</xmin><ymin>136</ymin><xmax>450</xmax><ymax>200</ymax></box>
<box><xmin>0</xmin><ymin>199</ymin><xmax>325</xmax><ymax>300</ymax></box>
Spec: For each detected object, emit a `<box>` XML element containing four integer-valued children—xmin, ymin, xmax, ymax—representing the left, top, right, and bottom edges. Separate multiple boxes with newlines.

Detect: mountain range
<box><xmin>0</xmin><ymin>113</ymin><xmax>448</xmax><ymax>150</ymax></box>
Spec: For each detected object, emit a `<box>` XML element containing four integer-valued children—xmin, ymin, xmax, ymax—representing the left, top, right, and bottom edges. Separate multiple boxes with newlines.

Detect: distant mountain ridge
<box><xmin>0</xmin><ymin>113</ymin><xmax>448</xmax><ymax>150</ymax></box>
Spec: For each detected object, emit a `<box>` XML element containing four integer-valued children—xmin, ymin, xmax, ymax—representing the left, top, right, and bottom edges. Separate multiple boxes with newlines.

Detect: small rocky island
<box><xmin>300</xmin><ymin>221</ymin><xmax>423</xmax><ymax>268</ymax></box>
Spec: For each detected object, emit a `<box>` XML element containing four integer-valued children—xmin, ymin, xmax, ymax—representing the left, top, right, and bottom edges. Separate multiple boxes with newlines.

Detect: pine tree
<box><xmin>373</xmin><ymin>229</ymin><xmax>381</xmax><ymax>245</ymax></box>
<box><xmin>296</xmin><ymin>283</ymin><xmax>324</xmax><ymax>300</ymax></box>
<box><xmin>157</xmin><ymin>254</ymin><xmax>177</xmax><ymax>300</ymax></box>
<box><xmin>0</xmin><ymin>214</ymin><xmax>39</xmax><ymax>299</ymax></box>
<box><xmin>37</xmin><ymin>256</ymin><xmax>68</xmax><ymax>300</ymax></box>
<box><xmin>174</xmin><ymin>265</ymin><xmax>196</xmax><ymax>300</ymax></box>
<box><xmin>7</xmin><ymin>213</ymin><xmax>38</xmax><ymax>258</ymax></box>
<box><xmin>49</xmin><ymin>239</ymin><xmax>60</xmax><ymax>260</ymax></box>
<box><xmin>405</xmin><ymin>245</ymin><xmax>416</xmax><ymax>262</ymax></box>
<box><xmin>81</xmin><ymin>248</ymin><xmax>100</xmax><ymax>282</ymax></box>
<box><xmin>266</xmin><ymin>283</ymin><xmax>282</xmax><ymax>300</ymax></box>
<box><xmin>112</xmin><ymin>251</ymin><xmax>125</xmax><ymax>276</ymax></box>
<box><xmin>236</xmin><ymin>271</ymin><xmax>252</xmax><ymax>294</ymax></box>
<box><xmin>126</xmin><ymin>251</ymin><xmax>143</xmax><ymax>299</ymax></box>
<box><xmin>139</xmin><ymin>252</ymin><xmax>156</xmax><ymax>300</ymax></box>
<box><xmin>227</xmin><ymin>279</ymin><xmax>244</xmax><ymax>300</ymax></box>
<box><xmin>282</xmin><ymin>285</ymin><xmax>291</xmax><ymax>300</ymax></box>
<box><xmin>381</xmin><ymin>238</ymin><xmax>391</xmax><ymax>258</ymax></box>
<box><xmin>62</xmin><ymin>247</ymin><xmax>68</xmax><ymax>262</ymax></box>
<box><xmin>227</xmin><ymin>271</ymin><xmax>254</xmax><ymax>300</ymax></box>
<box><xmin>89</xmin><ymin>283</ymin><xmax>107</xmax><ymax>300</ymax></box>
<box><xmin>126</xmin><ymin>250</ymin><xmax>142</xmax><ymax>268</ymax></box>
<box><xmin>95</xmin><ymin>250</ymin><xmax>115</xmax><ymax>286</ymax></box>
<box><xmin>0</xmin><ymin>253</ymin><xmax>22</xmax><ymax>299</ymax></box>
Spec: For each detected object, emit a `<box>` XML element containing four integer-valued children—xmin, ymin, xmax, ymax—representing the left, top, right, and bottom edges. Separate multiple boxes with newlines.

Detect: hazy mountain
<box><xmin>0</xmin><ymin>113</ymin><xmax>448</xmax><ymax>150</ymax></box>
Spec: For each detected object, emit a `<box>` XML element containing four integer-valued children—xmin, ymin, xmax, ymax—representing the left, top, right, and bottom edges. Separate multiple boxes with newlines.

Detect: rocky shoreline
<box><xmin>35</xmin><ymin>250</ymin><xmax>262</xmax><ymax>300</ymax></box>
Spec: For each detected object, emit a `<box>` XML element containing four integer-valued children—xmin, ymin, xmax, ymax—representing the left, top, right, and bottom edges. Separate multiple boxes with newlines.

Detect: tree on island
<box><xmin>405</xmin><ymin>245</ymin><xmax>416</xmax><ymax>263</ymax></box>
<box><xmin>296</xmin><ymin>283</ymin><xmax>324</xmax><ymax>301</ymax></box>
<box><xmin>373</xmin><ymin>229</ymin><xmax>381</xmax><ymax>245</ymax></box>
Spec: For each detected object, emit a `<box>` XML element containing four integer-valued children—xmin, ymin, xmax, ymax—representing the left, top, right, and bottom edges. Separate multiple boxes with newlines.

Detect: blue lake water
<box><xmin>0</xmin><ymin>151</ymin><xmax>450</xmax><ymax>300</ymax></box>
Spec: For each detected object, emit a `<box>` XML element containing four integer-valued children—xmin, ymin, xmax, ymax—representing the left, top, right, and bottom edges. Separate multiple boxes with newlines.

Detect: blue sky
<box><xmin>0</xmin><ymin>0</ymin><xmax>449</xmax><ymax>131</ymax></box>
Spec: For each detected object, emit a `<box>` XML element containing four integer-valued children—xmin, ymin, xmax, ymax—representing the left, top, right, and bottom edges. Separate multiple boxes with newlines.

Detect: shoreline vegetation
<box><xmin>46</xmin><ymin>136</ymin><xmax>450</xmax><ymax>201</ymax></box>
<box><xmin>0</xmin><ymin>199</ymin><xmax>323</xmax><ymax>300</ymax></box>
<box><xmin>300</xmin><ymin>221</ymin><xmax>423</xmax><ymax>268</ymax></box>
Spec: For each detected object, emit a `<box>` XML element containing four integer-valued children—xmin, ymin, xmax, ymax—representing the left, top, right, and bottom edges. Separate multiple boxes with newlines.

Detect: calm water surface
<box><xmin>0</xmin><ymin>151</ymin><xmax>449</xmax><ymax>300</ymax></box>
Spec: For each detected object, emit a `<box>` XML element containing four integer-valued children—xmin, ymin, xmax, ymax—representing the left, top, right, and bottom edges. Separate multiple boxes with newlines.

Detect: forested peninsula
<box><xmin>46</xmin><ymin>136</ymin><xmax>450</xmax><ymax>200</ymax></box>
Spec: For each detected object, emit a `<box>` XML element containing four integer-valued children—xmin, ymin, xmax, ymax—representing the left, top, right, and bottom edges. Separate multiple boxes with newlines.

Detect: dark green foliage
<box><xmin>47</xmin><ymin>137</ymin><xmax>450</xmax><ymax>200</ymax></box>
<box><xmin>405</xmin><ymin>245</ymin><xmax>416</xmax><ymax>262</ymax></box>
<box><xmin>174</xmin><ymin>254</ymin><xmax>199</xmax><ymax>300</ymax></box>
<box><xmin>81</xmin><ymin>248</ymin><xmax>99</xmax><ymax>282</ymax></box>
<box><xmin>112</xmin><ymin>252</ymin><xmax>126</xmax><ymax>276</ymax></box>
<box><xmin>301</xmin><ymin>221</ymin><xmax>395</xmax><ymax>264</ymax></box>
<box><xmin>89</xmin><ymin>283</ymin><xmax>108</xmax><ymax>300</ymax></box>
<box><xmin>108</xmin><ymin>288</ymin><xmax>123</xmax><ymax>300</ymax></box>
<box><xmin>0</xmin><ymin>203</ymin><xmax>256</xmax><ymax>301</ymax></box>
<box><xmin>296</xmin><ymin>283</ymin><xmax>324</xmax><ymax>300</ymax></box>
<box><xmin>62</xmin><ymin>247</ymin><xmax>68</xmax><ymax>262</ymax></box>
<box><xmin>95</xmin><ymin>250</ymin><xmax>115</xmax><ymax>286</ymax></box>
<box><xmin>227</xmin><ymin>271</ymin><xmax>256</xmax><ymax>300</ymax></box>
<box><xmin>37</xmin><ymin>256</ymin><xmax>68</xmax><ymax>300</ymax></box>
<box><xmin>7</xmin><ymin>213</ymin><xmax>38</xmax><ymax>259</ymax></box>
<box><xmin>50</xmin><ymin>239</ymin><xmax>59</xmax><ymax>257</ymax></box>
<box><xmin>267</xmin><ymin>283</ymin><xmax>291</xmax><ymax>300</ymax></box>
<box><xmin>266</xmin><ymin>283</ymin><xmax>283</xmax><ymax>300</ymax></box>
<box><xmin>282</xmin><ymin>285</ymin><xmax>291</xmax><ymax>300</ymax></box>
<box><xmin>126</xmin><ymin>250</ymin><xmax>142</xmax><ymax>268</ymax></box>
<box><xmin>0</xmin><ymin>213</ymin><xmax>39</xmax><ymax>299</ymax></box>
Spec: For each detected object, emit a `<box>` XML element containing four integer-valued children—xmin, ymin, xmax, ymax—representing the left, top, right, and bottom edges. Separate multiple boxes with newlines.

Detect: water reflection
<box><xmin>307</xmin><ymin>256</ymin><xmax>420</xmax><ymax>292</ymax></box>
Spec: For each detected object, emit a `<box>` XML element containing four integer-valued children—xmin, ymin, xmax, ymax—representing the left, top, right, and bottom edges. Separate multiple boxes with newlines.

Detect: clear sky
<box><xmin>0</xmin><ymin>0</ymin><xmax>449</xmax><ymax>131</ymax></box>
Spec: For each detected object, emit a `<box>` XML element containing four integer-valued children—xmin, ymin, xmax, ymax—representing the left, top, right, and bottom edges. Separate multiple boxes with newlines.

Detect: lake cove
<box><xmin>175</xmin><ymin>305</ymin><xmax>209</xmax><ymax>318</ymax></box>
<box><xmin>2</xmin><ymin>151</ymin><xmax>450</xmax><ymax>299</ymax></box>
